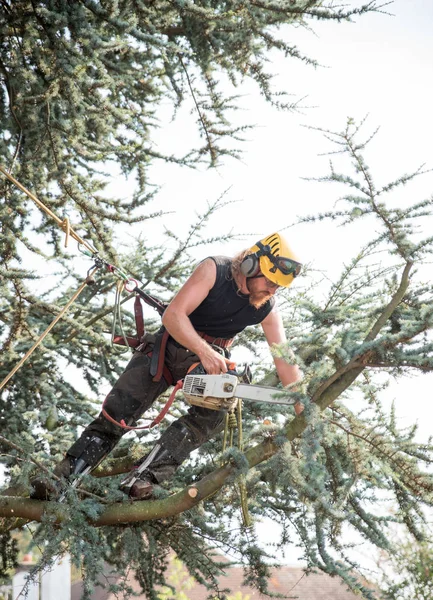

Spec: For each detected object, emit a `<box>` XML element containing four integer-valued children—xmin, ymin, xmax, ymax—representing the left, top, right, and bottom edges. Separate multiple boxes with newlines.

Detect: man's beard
<box><xmin>249</xmin><ymin>290</ymin><xmax>273</xmax><ymax>309</ymax></box>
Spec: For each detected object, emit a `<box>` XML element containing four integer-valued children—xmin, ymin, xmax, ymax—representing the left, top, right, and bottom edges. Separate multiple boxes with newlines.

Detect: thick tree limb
<box><xmin>0</xmin><ymin>439</ymin><xmax>279</xmax><ymax>525</ymax></box>
<box><xmin>311</xmin><ymin>260</ymin><xmax>413</xmax><ymax>403</ymax></box>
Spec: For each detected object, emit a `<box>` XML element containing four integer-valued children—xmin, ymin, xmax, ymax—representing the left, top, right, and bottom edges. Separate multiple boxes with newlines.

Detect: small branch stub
<box><xmin>188</xmin><ymin>487</ymin><xmax>198</xmax><ymax>498</ymax></box>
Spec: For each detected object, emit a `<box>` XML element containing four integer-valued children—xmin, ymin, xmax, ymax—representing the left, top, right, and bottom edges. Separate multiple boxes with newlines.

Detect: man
<box><xmin>31</xmin><ymin>232</ymin><xmax>302</xmax><ymax>501</ymax></box>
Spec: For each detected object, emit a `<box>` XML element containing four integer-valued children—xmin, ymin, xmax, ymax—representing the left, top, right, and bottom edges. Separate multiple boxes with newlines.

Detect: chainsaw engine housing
<box><xmin>182</xmin><ymin>372</ymin><xmax>239</xmax><ymax>411</ymax></box>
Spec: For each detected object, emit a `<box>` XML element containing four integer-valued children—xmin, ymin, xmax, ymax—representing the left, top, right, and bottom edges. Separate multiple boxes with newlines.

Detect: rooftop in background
<box><xmin>71</xmin><ymin>561</ymin><xmax>376</xmax><ymax>600</ymax></box>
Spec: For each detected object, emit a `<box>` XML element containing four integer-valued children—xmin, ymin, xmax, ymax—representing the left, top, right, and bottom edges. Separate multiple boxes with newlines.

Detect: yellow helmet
<box><xmin>241</xmin><ymin>232</ymin><xmax>302</xmax><ymax>287</ymax></box>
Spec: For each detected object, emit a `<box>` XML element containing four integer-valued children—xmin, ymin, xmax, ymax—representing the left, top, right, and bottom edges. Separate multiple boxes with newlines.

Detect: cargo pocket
<box><xmin>165</xmin><ymin>341</ymin><xmax>200</xmax><ymax>383</ymax></box>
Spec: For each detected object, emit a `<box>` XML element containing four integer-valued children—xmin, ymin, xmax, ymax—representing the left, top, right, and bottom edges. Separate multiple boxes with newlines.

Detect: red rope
<box><xmin>101</xmin><ymin>379</ymin><xmax>183</xmax><ymax>431</ymax></box>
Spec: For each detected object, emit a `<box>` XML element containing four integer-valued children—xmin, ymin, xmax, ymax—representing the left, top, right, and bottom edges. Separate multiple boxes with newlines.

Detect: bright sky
<box><xmin>140</xmin><ymin>0</ymin><xmax>433</xmax><ymax>265</ymax></box>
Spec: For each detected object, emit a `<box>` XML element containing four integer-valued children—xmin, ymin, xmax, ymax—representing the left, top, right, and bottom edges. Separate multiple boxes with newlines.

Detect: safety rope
<box><xmin>110</xmin><ymin>280</ymin><xmax>131</xmax><ymax>353</ymax></box>
<box><xmin>221</xmin><ymin>401</ymin><xmax>252</xmax><ymax>528</ymax></box>
<box><xmin>101</xmin><ymin>379</ymin><xmax>183</xmax><ymax>431</ymax></box>
<box><xmin>0</xmin><ymin>165</ymin><xmax>148</xmax><ymax>295</ymax></box>
<box><xmin>0</xmin><ymin>166</ymin><xmax>138</xmax><ymax>389</ymax></box>
<box><xmin>0</xmin><ymin>269</ymin><xmax>98</xmax><ymax>392</ymax></box>
<box><xmin>236</xmin><ymin>400</ymin><xmax>251</xmax><ymax>527</ymax></box>
<box><xmin>0</xmin><ymin>165</ymin><xmax>96</xmax><ymax>254</ymax></box>
<box><xmin>0</xmin><ymin>167</ymin><xmax>163</xmax><ymax>387</ymax></box>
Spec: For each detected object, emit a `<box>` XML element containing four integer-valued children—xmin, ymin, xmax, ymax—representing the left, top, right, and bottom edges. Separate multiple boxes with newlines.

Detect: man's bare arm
<box><xmin>162</xmin><ymin>259</ymin><xmax>230</xmax><ymax>374</ymax></box>
<box><xmin>261</xmin><ymin>307</ymin><xmax>304</xmax><ymax>414</ymax></box>
<box><xmin>261</xmin><ymin>308</ymin><xmax>301</xmax><ymax>386</ymax></box>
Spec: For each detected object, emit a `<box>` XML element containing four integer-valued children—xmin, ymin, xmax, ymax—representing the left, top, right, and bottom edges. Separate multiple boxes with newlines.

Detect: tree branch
<box><xmin>311</xmin><ymin>260</ymin><xmax>413</xmax><ymax>403</ymax></box>
<box><xmin>0</xmin><ymin>439</ymin><xmax>279</xmax><ymax>525</ymax></box>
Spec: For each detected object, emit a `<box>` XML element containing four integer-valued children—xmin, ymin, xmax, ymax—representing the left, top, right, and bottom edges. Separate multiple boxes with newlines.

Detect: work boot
<box><xmin>31</xmin><ymin>434</ymin><xmax>112</xmax><ymax>500</ymax></box>
<box><xmin>119</xmin><ymin>442</ymin><xmax>180</xmax><ymax>501</ymax></box>
<box><xmin>127</xmin><ymin>470</ymin><xmax>158</xmax><ymax>501</ymax></box>
<box><xmin>30</xmin><ymin>457</ymin><xmax>73</xmax><ymax>501</ymax></box>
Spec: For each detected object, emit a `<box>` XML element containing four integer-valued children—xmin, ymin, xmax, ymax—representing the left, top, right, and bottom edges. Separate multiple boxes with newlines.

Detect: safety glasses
<box><xmin>268</xmin><ymin>256</ymin><xmax>302</xmax><ymax>278</ymax></box>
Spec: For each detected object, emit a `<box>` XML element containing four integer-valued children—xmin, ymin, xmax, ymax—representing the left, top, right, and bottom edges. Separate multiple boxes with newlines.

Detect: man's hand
<box><xmin>198</xmin><ymin>346</ymin><xmax>231</xmax><ymax>374</ymax></box>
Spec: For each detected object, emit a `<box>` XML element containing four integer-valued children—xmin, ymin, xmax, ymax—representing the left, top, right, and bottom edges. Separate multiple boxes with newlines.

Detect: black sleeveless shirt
<box><xmin>188</xmin><ymin>256</ymin><xmax>275</xmax><ymax>339</ymax></box>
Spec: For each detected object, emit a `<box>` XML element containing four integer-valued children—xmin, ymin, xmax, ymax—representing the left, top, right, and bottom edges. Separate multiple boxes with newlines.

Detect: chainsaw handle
<box><xmin>226</xmin><ymin>362</ymin><xmax>253</xmax><ymax>384</ymax></box>
<box><xmin>187</xmin><ymin>361</ymin><xmax>238</xmax><ymax>376</ymax></box>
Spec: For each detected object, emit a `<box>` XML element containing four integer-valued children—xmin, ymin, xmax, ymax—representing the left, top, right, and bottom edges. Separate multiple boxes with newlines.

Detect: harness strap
<box><xmin>134</xmin><ymin>295</ymin><xmax>144</xmax><ymax>339</ymax></box>
<box><xmin>112</xmin><ymin>335</ymin><xmax>140</xmax><ymax>347</ymax></box>
<box><xmin>112</xmin><ymin>296</ymin><xmax>145</xmax><ymax>348</ymax></box>
<box><xmin>149</xmin><ymin>329</ymin><xmax>165</xmax><ymax>378</ymax></box>
<box><xmin>148</xmin><ymin>346</ymin><xmax>173</xmax><ymax>385</ymax></box>
<box><xmin>197</xmin><ymin>331</ymin><xmax>234</xmax><ymax>349</ymax></box>
<box><xmin>152</xmin><ymin>329</ymin><xmax>170</xmax><ymax>382</ymax></box>
<box><xmin>134</xmin><ymin>287</ymin><xmax>167</xmax><ymax>316</ymax></box>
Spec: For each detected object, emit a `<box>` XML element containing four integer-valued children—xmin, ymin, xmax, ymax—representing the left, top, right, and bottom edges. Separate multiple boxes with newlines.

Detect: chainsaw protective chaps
<box><xmin>67</xmin><ymin>434</ymin><xmax>114</xmax><ymax>472</ymax></box>
<box><xmin>144</xmin><ymin>408</ymin><xmax>226</xmax><ymax>482</ymax></box>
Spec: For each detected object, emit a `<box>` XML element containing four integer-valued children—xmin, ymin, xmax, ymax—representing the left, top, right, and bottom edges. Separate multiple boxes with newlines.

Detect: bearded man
<box><xmin>31</xmin><ymin>232</ymin><xmax>302</xmax><ymax>501</ymax></box>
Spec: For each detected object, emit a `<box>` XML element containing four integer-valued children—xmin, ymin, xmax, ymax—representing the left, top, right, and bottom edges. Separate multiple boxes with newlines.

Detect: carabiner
<box><xmin>124</xmin><ymin>278</ymin><xmax>138</xmax><ymax>292</ymax></box>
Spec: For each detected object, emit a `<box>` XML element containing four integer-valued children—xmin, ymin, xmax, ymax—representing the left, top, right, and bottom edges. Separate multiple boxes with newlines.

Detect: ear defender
<box><xmin>240</xmin><ymin>253</ymin><xmax>261</xmax><ymax>278</ymax></box>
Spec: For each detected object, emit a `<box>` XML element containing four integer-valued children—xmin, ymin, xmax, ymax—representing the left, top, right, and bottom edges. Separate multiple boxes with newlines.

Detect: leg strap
<box><xmin>149</xmin><ymin>329</ymin><xmax>171</xmax><ymax>382</ymax></box>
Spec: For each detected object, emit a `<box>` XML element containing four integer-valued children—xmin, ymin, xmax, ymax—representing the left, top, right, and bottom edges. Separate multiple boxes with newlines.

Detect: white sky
<box><xmin>139</xmin><ymin>0</ymin><xmax>433</xmax><ymax>263</ymax></box>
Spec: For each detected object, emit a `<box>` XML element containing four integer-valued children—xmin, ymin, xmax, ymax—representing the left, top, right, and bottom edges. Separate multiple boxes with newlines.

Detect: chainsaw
<box><xmin>182</xmin><ymin>363</ymin><xmax>296</xmax><ymax>411</ymax></box>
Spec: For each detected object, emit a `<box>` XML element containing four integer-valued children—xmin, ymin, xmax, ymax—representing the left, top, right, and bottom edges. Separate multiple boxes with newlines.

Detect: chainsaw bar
<box><xmin>182</xmin><ymin>373</ymin><xmax>295</xmax><ymax>406</ymax></box>
<box><xmin>235</xmin><ymin>383</ymin><xmax>295</xmax><ymax>405</ymax></box>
